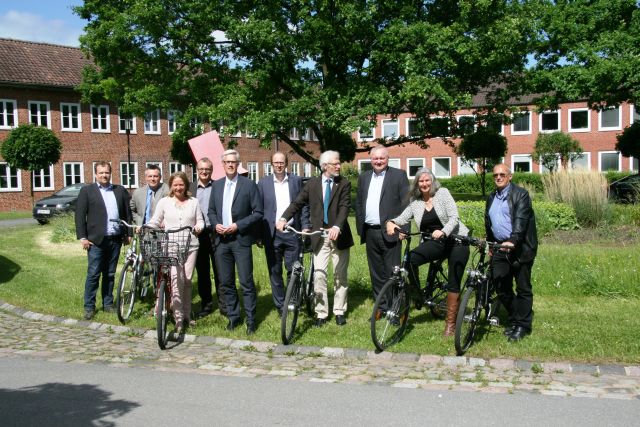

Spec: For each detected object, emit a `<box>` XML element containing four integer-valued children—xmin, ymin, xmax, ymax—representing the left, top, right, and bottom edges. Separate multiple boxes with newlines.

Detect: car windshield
<box><xmin>55</xmin><ymin>185</ymin><xmax>82</xmax><ymax>196</ymax></box>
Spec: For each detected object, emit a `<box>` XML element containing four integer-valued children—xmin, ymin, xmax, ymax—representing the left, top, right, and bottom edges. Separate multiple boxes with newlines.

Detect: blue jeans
<box><xmin>84</xmin><ymin>237</ymin><xmax>122</xmax><ymax>311</ymax></box>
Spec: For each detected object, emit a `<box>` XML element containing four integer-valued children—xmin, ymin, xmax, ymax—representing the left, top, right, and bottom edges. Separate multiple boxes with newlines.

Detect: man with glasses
<box><xmin>208</xmin><ymin>150</ymin><xmax>263</xmax><ymax>335</ymax></box>
<box><xmin>277</xmin><ymin>150</ymin><xmax>354</xmax><ymax>327</ymax></box>
<box><xmin>130</xmin><ymin>164</ymin><xmax>169</xmax><ymax>225</ymax></box>
<box><xmin>258</xmin><ymin>152</ymin><xmax>310</xmax><ymax>317</ymax></box>
<box><xmin>190</xmin><ymin>157</ymin><xmax>224</xmax><ymax>318</ymax></box>
<box><xmin>485</xmin><ymin>163</ymin><xmax>538</xmax><ymax>342</ymax></box>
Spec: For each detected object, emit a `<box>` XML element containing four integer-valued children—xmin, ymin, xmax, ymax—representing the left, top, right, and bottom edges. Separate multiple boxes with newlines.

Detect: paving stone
<box><xmin>344</xmin><ymin>349</ymin><xmax>368</xmax><ymax>360</ymax></box>
<box><xmin>544</xmin><ymin>362</ymin><xmax>572</xmax><ymax>373</ymax></box>
<box><xmin>489</xmin><ymin>358</ymin><xmax>516</xmax><ymax>370</ymax></box>
<box><xmin>599</xmin><ymin>365</ymin><xmax>627</xmax><ymax>376</ymax></box>
<box><xmin>515</xmin><ymin>360</ymin><xmax>533</xmax><ymax>371</ymax></box>
<box><xmin>320</xmin><ymin>347</ymin><xmax>344</xmax><ymax>358</ymax></box>
<box><xmin>418</xmin><ymin>355</ymin><xmax>441</xmax><ymax>365</ymax></box>
<box><xmin>572</xmin><ymin>364</ymin><xmax>598</xmax><ymax>375</ymax></box>
<box><xmin>468</xmin><ymin>357</ymin><xmax>486</xmax><ymax>367</ymax></box>
<box><xmin>626</xmin><ymin>366</ymin><xmax>640</xmax><ymax>377</ymax></box>
<box><xmin>443</xmin><ymin>356</ymin><xmax>466</xmax><ymax>366</ymax></box>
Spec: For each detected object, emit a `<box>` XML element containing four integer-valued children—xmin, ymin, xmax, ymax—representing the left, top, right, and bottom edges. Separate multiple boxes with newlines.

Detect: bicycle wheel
<box><xmin>281</xmin><ymin>269</ymin><xmax>302</xmax><ymax>344</ymax></box>
<box><xmin>304</xmin><ymin>257</ymin><xmax>315</xmax><ymax>317</ymax></box>
<box><xmin>116</xmin><ymin>259</ymin><xmax>137</xmax><ymax>324</ymax></box>
<box><xmin>371</xmin><ymin>277</ymin><xmax>410</xmax><ymax>352</ymax></box>
<box><xmin>454</xmin><ymin>284</ymin><xmax>481</xmax><ymax>356</ymax></box>
<box><xmin>156</xmin><ymin>275</ymin><xmax>170</xmax><ymax>350</ymax></box>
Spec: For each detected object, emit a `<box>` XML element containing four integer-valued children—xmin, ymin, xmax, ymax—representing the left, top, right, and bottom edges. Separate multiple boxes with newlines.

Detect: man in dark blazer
<box><xmin>208</xmin><ymin>149</ymin><xmax>263</xmax><ymax>335</ymax></box>
<box><xmin>277</xmin><ymin>150</ymin><xmax>354</xmax><ymax>327</ymax></box>
<box><xmin>355</xmin><ymin>145</ymin><xmax>409</xmax><ymax>312</ymax></box>
<box><xmin>257</xmin><ymin>152</ymin><xmax>310</xmax><ymax>316</ymax></box>
<box><xmin>75</xmin><ymin>161</ymin><xmax>132</xmax><ymax>320</ymax></box>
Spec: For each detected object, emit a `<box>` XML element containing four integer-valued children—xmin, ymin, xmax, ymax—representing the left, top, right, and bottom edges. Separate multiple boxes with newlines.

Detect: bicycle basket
<box><xmin>140</xmin><ymin>227</ymin><xmax>192</xmax><ymax>266</ymax></box>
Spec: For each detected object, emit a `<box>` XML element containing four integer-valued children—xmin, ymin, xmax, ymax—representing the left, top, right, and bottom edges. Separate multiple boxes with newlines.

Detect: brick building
<box><xmin>1</xmin><ymin>38</ymin><xmax>638</xmax><ymax>212</ymax></box>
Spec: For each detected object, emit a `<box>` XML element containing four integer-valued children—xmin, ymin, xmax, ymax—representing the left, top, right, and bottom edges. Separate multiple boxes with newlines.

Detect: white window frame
<box><xmin>118</xmin><ymin>110</ymin><xmax>137</xmax><ymax>134</ymax></box>
<box><xmin>263</xmin><ymin>162</ymin><xmax>273</xmax><ymax>177</ymax></box>
<box><xmin>290</xmin><ymin>161</ymin><xmax>300</xmax><ymax>176</ymax></box>
<box><xmin>457</xmin><ymin>157</ymin><xmax>477</xmax><ymax>175</ymax></box>
<box><xmin>631</xmin><ymin>104</ymin><xmax>640</xmax><ymax>124</ymax></box>
<box><xmin>568</xmin><ymin>108</ymin><xmax>591</xmax><ymax>133</ymax></box>
<box><xmin>358</xmin><ymin>159</ymin><xmax>372</xmax><ymax>173</ymax></box>
<box><xmin>382</xmin><ymin>119</ymin><xmax>399</xmax><ymax>140</ymax></box>
<box><xmin>28</xmin><ymin>101</ymin><xmax>51</xmax><ymax>128</ymax></box>
<box><xmin>60</xmin><ymin>102</ymin><xmax>82</xmax><ymax>132</ymax></box>
<box><xmin>120</xmin><ymin>162</ymin><xmax>139</xmax><ymax>188</ymax></box>
<box><xmin>32</xmin><ymin>164</ymin><xmax>55</xmax><ymax>191</ymax></box>
<box><xmin>303</xmin><ymin>163</ymin><xmax>312</xmax><ymax>177</ymax></box>
<box><xmin>631</xmin><ymin>156</ymin><xmax>639</xmax><ymax>173</ymax></box>
<box><xmin>357</xmin><ymin>126</ymin><xmax>375</xmax><ymax>141</ymax></box>
<box><xmin>432</xmin><ymin>157</ymin><xmax>451</xmax><ymax>178</ymax></box>
<box><xmin>169</xmin><ymin>162</ymin><xmax>186</xmax><ymax>175</ymax></box>
<box><xmin>144</xmin><ymin>109</ymin><xmax>161</xmax><ymax>135</ymax></box>
<box><xmin>598</xmin><ymin>151</ymin><xmax>621</xmax><ymax>172</ymax></box>
<box><xmin>405</xmin><ymin>118</ymin><xmax>417</xmax><ymax>137</ymax></box>
<box><xmin>63</xmin><ymin>162</ymin><xmax>84</xmax><ymax>186</ymax></box>
<box><xmin>247</xmin><ymin>162</ymin><xmax>258</xmax><ymax>182</ymax></box>
<box><xmin>407</xmin><ymin>158</ymin><xmax>425</xmax><ymax>178</ymax></box>
<box><xmin>91</xmin><ymin>105</ymin><xmax>110</xmax><ymax>133</ymax></box>
<box><xmin>570</xmin><ymin>152</ymin><xmax>591</xmax><ymax>171</ymax></box>
<box><xmin>598</xmin><ymin>107</ymin><xmax>622</xmax><ymax>131</ymax></box>
<box><xmin>304</xmin><ymin>128</ymin><xmax>318</xmax><ymax>141</ymax></box>
<box><xmin>167</xmin><ymin>110</ymin><xmax>178</xmax><ymax>135</ymax></box>
<box><xmin>388</xmin><ymin>158</ymin><xmax>401</xmax><ymax>169</ymax></box>
<box><xmin>511</xmin><ymin>111</ymin><xmax>532</xmax><ymax>135</ymax></box>
<box><xmin>288</xmin><ymin>128</ymin><xmax>299</xmax><ymax>140</ymax></box>
<box><xmin>539</xmin><ymin>110</ymin><xmax>561</xmax><ymax>133</ymax></box>
<box><xmin>0</xmin><ymin>162</ymin><xmax>22</xmax><ymax>192</ymax></box>
<box><xmin>456</xmin><ymin>114</ymin><xmax>476</xmax><ymax>136</ymax></box>
<box><xmin>485</xmin><ymin>116</ymin><xmax>504</xmax><ymax>135</ymax></box>
<box><xmin>0</xmin><ymin>99</ymin><xmax>18</xmax><ymax>129</ymax></box>
<box><xmin>511</xmin><ymin>154</ymin><xmax>533</xmax><ymax>173</ymax></box>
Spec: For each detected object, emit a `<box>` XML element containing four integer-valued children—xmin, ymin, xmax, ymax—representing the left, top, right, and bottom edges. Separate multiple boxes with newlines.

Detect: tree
<box><xmin>74</xmin><ymin>0</ymin><xmax>538</xmax><ymax>165</ymax></box>
<box><xmin>532</xmin><ymin>132</ymin><xmax>583</xmax><ymax>172</ymax></box>
<box><xmin>1</xmin><ymin>124</ymin><xmax>62</xmax><ymax>201</ymax></box>
<box><xmin>616</xmin><ymin>122</ymin><xmax>640</xmax><ymax>168</ymax></box>
<box><xmin>456</xmin><ymin>127</ymin><xmax>507</xmax><ymax>196</ymax></box>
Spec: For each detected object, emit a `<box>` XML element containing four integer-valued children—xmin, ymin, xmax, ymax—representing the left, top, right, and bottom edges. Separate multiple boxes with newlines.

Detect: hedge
<box><xmin>440</xmin><ymin>172</ymin><xmax>544</xmax><ymax>194</ymax></box>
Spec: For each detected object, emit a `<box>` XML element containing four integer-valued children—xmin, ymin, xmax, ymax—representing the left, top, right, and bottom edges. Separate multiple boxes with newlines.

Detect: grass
<box><xmin>0</xmin><ymin>210</ymin><xmax>32</xmax><ymax>220</ymax></box>
<box><xmin>1</xmin><ymin>218</ymin><xmax>639</xmax><ymax>364</ymax></box>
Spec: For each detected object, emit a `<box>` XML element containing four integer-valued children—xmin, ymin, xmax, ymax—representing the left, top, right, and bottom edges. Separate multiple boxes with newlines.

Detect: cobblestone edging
<box><xmin>1</xmin><ymin>300</ymin><xmax>639</xmax><ymax>400</ymax></box>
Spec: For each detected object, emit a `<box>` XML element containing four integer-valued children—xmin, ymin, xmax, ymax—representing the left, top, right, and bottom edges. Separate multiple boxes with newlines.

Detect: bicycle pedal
<box><xmin>488</xmin><ymin>316</ymin><xmax>500</xmax><ymax>326</ymax></box>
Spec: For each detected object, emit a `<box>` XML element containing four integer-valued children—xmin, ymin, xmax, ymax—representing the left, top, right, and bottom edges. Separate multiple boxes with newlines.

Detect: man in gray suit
<box><xmin>257</xmin><ymin>152</ymin><xmax>310</xmax><ymax>316</ymax></box>
<box><xmin>208</xmin><ymin>149</ymin><xmax>263</xmax><ymax>335</ymax></box>
<box><xmin>130</xmin><ymin>164</ymin><xmax>169</xmax><ymax>225</ymax></box>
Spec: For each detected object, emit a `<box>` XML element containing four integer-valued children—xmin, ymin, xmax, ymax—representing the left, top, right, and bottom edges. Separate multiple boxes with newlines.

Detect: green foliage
<box><xmin>442</xmin><ymin>172</ymin><xmax>543</xmax><ymax>194</ymax></box>
<box><xmin>610</xmin><ymin>203</ymin><xmax>640</xmax><ymax>226</ymax></box>
<box><xmin>532</xmin><ymin>132</ymin><xmax>583</xmax><ymax>172</ymax></box>
<box><xmin>616</xmin><ymin>122</ymin><xmax>640</xmax><ymax>161</ymax></box>
<box><xmin>456</xmin><ymin>128</ymin><xmax>508</xmax><ymax>196</ymax></box>
<box><xmin>512</xmin><ymin>173</ymin><xmax>544</xmax><ymax>193</ymax></box>
<box><xmin>605</xmin><ymin>171</ymin><xmax>632</xmax><ymax>184</ymax></box>
<box><xmin>0</xmin><ymin>124</ymin><xmax>62</xmax><ymax>171</ymax></box>
<box><xmin>50</xmin><ymin>214</ymin><xmax>77</xmax><ymax>244</ymax></box>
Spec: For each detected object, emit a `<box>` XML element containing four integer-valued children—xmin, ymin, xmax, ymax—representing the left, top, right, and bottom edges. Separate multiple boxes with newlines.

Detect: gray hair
<box><xmin>410</xmin><ymin>167</ymin><xmax>441</xmax><ymax>199</ymax></box>
<box><xmin>369</xmin><ymin>145</ymin><xmax>389</xmax><ymax>158</ymax></box>
<box><xmin>319</xmin><ymin>150</ymin><xmax>340</xmax><ymax>171</ymax></box>
<box><xmin>221</xmin><ymin>149</ymin><xmax>240</xmax><ymax>162</ymax></box>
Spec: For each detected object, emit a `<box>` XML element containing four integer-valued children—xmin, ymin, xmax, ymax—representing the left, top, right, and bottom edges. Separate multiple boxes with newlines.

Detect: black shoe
<box><xmin>503</xmin><ymin>325</ymin><xmax>517</xmax><ymax>337</ymax></box>
<box><xmin>246</xmin><ymin>322</ymin><xmax>256</xmax><ymax>335</ymax></box>
<box><xmin>335</xmin><ymin>315</ymin><xmax>346</xmax><ymax>326</ymax></box>
<box><xmin>314</xmin><ymin>318</ymin><xmax>327</xmax><ymax>327</ymax></box>
<box><xmin>103</xmin><ymin>306</ymin><xmax>115</xmax><ymax>314</ymax></box>
<box><xmin>226</xmin><ymin>319</ymin><xmax>241</xmax><ymax>331</ymax></box>
<box><xmin>83</xmin><ymin>310</ymin><xmax>95</xmax><ymax>320</ymax></box>
<box><xmin>197</xmin><ymin>304</ymin><xmax>213</xmax><ymax>319</ymax></box>
<box><xmin>508</xmin><ymin>326</ymin><xmax>531</xmax><ymax>342</ymax></box>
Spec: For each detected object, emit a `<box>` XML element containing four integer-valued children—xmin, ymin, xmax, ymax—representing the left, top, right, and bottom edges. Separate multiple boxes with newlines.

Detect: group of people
<box><xmin>75</xmin><ymin>146</ymin><xmax>537</xmax><ymax>342</ymax></box>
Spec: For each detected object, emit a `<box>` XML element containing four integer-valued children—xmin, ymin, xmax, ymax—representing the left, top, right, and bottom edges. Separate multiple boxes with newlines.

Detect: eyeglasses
<box><xmin>197</xmin><ymin>168</ymin><xmax>212</xmax><ymax>172</ymax></box>
<box><xmin>493</xmin><ymin>173</ymin><xmax>508</xmax><ymax>178</ymax></box>
<box><xmin>222</xmin><ymin>160</ymin><xmax>238</xmax><ymax>165</ymax></box>
<box><xmin>327</xmin><ymin>162</ymin><xmax>341</xmax><ymax>166</ymax></box>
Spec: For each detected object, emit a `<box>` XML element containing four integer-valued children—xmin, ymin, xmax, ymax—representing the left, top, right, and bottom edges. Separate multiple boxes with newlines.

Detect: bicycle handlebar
<box><xmin>284</xmin><ymin>225</ymin><xmax>327</xmax><ymax>238</ymax></box>
<box><xmin>450</xmin><ymin>234</ymin><xmax>512</xmax><ymax>251</ymax></box>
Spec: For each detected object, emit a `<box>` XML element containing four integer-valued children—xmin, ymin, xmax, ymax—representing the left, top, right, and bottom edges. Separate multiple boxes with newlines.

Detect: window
<box><xmin>91</xmin><ymin>105</ymin><xmax>110</xmax><ymax>132</ymax></box>
<box><xmin>512</xmin><ymin>154</ymin><xmax>532</xmax><ymax>173</ymax></box>
<box><xmin>120</xmin><ymin>162</ymin><xmax>139</xmax><ymax>188</ymax></box>
<box><xmin>304</xmin><ymin>128</ymin><xmax>318</xmax><ymax>141</ymax></box>
<box><xmin>60</xmin><ymin>103</ymin><xmax>82</xmax><ymax>131</ymax></box>
<box><xmin>288</xmin><ymin>128</ymin><xmax>299</xmax><ymax>140</ymax></box>
<box><xmin>290</xmin><ymin>161</ymin><xmax>300</xmax><ymax>176</ymax></box>
<box><xmin>28</xmin><ymin>101</ymin><xmax>51</xmax><ymax>128</ymax></box>
<box><xmin>568</xmin><ymin>108</ymin><xmax>590</xmax><ymax>132</ymax></box>
<box><xmin>144</xmin><ymin>110</ymin><xmax>161</xmax><ymax>134</ymax></box>
<box><xmin>167</xmin><ymin>110</ymin><xmax>178</xmax><ymax>135</ymax></box>
<box><xmin>263</xmin><ymin>162</ymin><xmax>273</xmax><ymax>177</ymax></box>
<box><xmin>456</xmin><ymin>115</ymin><xmax>475</xmax><ymax>136</ymax></box>
<box><xmin>33</xmin><ymin>165</ymin><xmax>54</xmax><ymax>191</ymax></box>
<box><xmin>63</xmin><ymin>162</ymin><xmax>84</xmax><ymax>186</ymax></box>
<box><xmin>247</xmin><ymin>162</ymin><xmax>258</xmax><ymax>182</ymax></box>
<box><xmin>358</xmin><ymin>159</ymin><xmax>372</xmax><ymax>173</ymax></box>
<box><xmin>570</xmin><ymin>152</ymin><xmax>591</xmax><ymax>171</ymax></box>
<box><xmin>407</xmin><ymin>158</ymin><xmax>425</xmax><ymax>178</ymax></box>
<box><xmin>358</xmin><ymin>126</ymin><xmax>374</xmax><ymax>141</ymax></box>
<box><xmin>406</xmin><ymin>118</ymin><xmax>421</xmax><ymax>137</ymax></box>
<box><xmin>486</xmin><ymin>115</ymin><xmax>503</xmax><ymax>134</ymax></box>
<box><xmin>539</xmin><ymin>154</ymin><xmax>560</xmax><ymax>173</ymax></box>
<box><xmin>382</xmin><ymin>119</ymin><xmax>398</xmax><ymax>139</ymax></box>
<box><xmin>632</xmin><ymin>157</ymin><xmax>639</xmax><ymax>173</ymax></box>
<box><xmin>146</xmin><ymin>161</ymin><xmax>163</xmax><ymax>179</ymax></box>
<box><xmin>432</xmin><ymin>157</ymin><xmax>451</xmax><ymax>178</ymax></box>
<box><xmin>599</xmin><ymin>151</ymin><xmax>621</xmax><ymax>171</ymax></box>
<box><xmin>0</xmin><ymin>162</ymin><xmax>21</xmax><ymax>191</ymax></box>
<box><xmin>118</xmin><ymin>110</ymin><xmax>137</xmax><ymax>133</ymax></box>
<box><xmin>599</xmin><ymin>107</ymin><xmax>621</xmax><ymax>131</ymax></box>
<box><xmin>539</xmin><ymin>110</ymin><xmax>560</xmax><ymax>133</ymax></box>
<box><xmin>0</xmin><ymin>99</ymin><xmax>18</xmax><ymax>129</ymax></box>
<box><xmin>632</xmin><ymin>105</ymin><xmax>640</xmax><ymax>124</ymax></box>
<box><xmin>511</xmin><ymin>111</ymin><xmax>531</xmax><ymax>134</ymax></box>
<box><xmin>169</xmin><ymin>162</ymin><xmax>186</xmax><ymax>175</ymax></box>
<box><xmin>303</xmin><ymin>162</ymin><xmax>312</xmax><ymax>177</ymax></box>
<box><xmin>388</xmin><ymin>158</ymin><xmax>401</xmax><ymax>169</ymax></box>
<box><xmin>458</xmin><ymin>158</ymin><xmax>476</xmax><ymax>175</ymax></box>
<box><xmin>426</xmin><ymin>117</ymin><xmax>449</xmax><ymax>137</ymax></box>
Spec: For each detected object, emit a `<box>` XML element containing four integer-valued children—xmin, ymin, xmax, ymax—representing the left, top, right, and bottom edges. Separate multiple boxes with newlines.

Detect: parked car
<box><xmin>33</xmin><ymin>183</ymin><xmax>85</xmax><ymax>224</ymax></box>
<box><xmin>609</xmin><ymin>174</ymin><xmax>640</xmax><ymax>203</ymax></box>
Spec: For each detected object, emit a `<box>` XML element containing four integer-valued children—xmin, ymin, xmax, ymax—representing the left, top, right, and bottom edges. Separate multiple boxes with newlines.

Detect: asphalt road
<box><xmin>0</xmin><ymin>218</ymin><xmax>38</xmax><ymax>228</ymax></box>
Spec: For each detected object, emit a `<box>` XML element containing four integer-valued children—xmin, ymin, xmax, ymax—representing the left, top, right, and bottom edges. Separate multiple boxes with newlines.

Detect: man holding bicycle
<box><xmin>485</xmin><ymin>164</ymin><xmax>538</xmax><ymax>342</ymax></box>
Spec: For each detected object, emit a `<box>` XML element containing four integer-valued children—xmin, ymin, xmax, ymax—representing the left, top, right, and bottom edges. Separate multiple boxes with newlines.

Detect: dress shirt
<box><xmin>222</xmin><ymin>175</ymin><xmax>238</xmax><ymax>226</ymax></box>
<box><xmin>273</xmin><ymin>174</ymin><xmax>291</xmax><ymax>222</ymax></box>
<box><xmin>489</xmin><ymin>183</ymin><xmax>512</xmax><ymax>241</ymax></box>
<box><xmin>196</xmin><ymin>180</ymin><xmax>213</xmax><ymax>227</ymax></box>
<box><xmin>98</xmin><ymin>183</ymin><xmax>120</xmax><ymax>236</ymax></box>
<box><xmin>364</xmin><ymin>168</ymin><xmax>386</xmax><ymax>225</ymax></box>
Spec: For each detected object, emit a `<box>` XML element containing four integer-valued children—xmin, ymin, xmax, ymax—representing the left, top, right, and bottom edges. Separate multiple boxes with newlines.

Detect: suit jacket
<box><xmin>130</xmin><ymin>183</ymin><xmax>170</xmax><ymax>225</ymax></box>
<box><xmin>281</xmin><ymin>174</ymin><xmax>354</xmax><ymax>251</ymax></box>
<box><xmin>208</xmin><ymin>174</ymin><xmax>263</xmax><ymax>247</ymax></box>
<box><xmin>75</xmin><ymin>182</ymin><xmax>132</xmax><ymax>245</ymax></box>
<box><xmin>257</xmin><ymin>173</ymin><xmax>310</xmax><ymax>240</ymax></box>
<box><xmin>355</xmin><ymin>166</ymin><xmax>410</xmax><ymax>244</ymax></box>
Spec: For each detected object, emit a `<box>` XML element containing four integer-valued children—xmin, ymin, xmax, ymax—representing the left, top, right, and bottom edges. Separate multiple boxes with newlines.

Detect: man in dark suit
<box><xmin>485</xmin><ymin>163</ymin><xmax>538</xmax><ymax>342</ymax></box>
<box><xmin>208</xmin><ymin>149</ymin><xmax>263</xmax><ymax>335</ymax></box>
<box><xmin>277</xmin><ymin>150</ymin><xmax>354</xmax><ymax>327</ymax></box>
<box><xmin>75</xmin><ymin>161</ymin><xmax>132</xmax><ymax>320</ymax></box>
<box><xmin>355</xmin><ymin>145</ymin><xmax>409</xmax><ymax>312</ymax></box>
<box><xmin>257</xmin><ymin>152</ymin><xmax>310</xmax><ymax>316</ymax></box>
<box><xmin>190</xmin><ymin>157</ymin><xmax>224</xmax><ymax>318</ymax></box>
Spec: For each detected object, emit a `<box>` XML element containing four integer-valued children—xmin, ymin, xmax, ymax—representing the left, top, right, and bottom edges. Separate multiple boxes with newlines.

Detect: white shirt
<box><xmin>364</xmin><ymin>169</ymin><xmax>386</xmax><ymax>226</ymax></box>
<box><xmin>273</xmin><ymin>174</ymin><xmax>291</xmax><ymax>223</ymax></box>
<box><xmin>222</xmin><ymin>175</ymin><xmax>238</xmax><ymax>226</ymax></box>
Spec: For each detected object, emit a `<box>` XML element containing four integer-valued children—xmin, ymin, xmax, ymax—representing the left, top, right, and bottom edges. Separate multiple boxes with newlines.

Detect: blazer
<box><xmin>75</xmin><ymin>182</ymin><xmax>133</xmax><ymax>245</ymax></box>
<box><xmin>355</xmin><ymin>166</ymin><xmax>409</xmax><ymax>244</ymax></box>
<box><xmin>208</xmin><ymin>174</ymin><xmax>263</xmax><ymax>247</ymax></box>
<box><xmin>130</xmin><ymin>183</ymin><xmax>170</xmax><ymax>225</ymax></box>
<box><xmin>281</xmin><ymin>174</ymin><xmax>354</xmax><ymax>252</ymax></box>
<box><xmin>257</xmin><ymin>173</ymin><xmax>310</xmax><ymax>240</ymax></box>
<box><xmin>391</xmin><ymin>187</ymin><xmax>469</xmax><ymax>238</ymax></box>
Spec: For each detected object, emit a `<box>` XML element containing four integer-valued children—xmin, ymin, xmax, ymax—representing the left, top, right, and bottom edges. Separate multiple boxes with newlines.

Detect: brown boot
<box><xmin>443</xmin><ymin>292</ymin><xmax>459</xmax><ymax>337</ymax></box>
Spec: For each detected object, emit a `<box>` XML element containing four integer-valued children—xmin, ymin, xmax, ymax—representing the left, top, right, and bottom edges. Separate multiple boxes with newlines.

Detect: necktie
<box><xmin>144</xmin><ymin>189</ymin><xmax>153</xmax><ymax>224</ymax></box>
<box><xmin>323</xmin><ymin>178</ymin><xmax>332</xmax><ymax>224</ymax></box>
<box><xmin>223</xmin><ymin>181</ymin><xmax>233</xmax><ymax>226</ymax></box>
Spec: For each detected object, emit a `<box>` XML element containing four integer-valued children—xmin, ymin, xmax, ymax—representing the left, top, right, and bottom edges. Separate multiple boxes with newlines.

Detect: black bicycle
<box><xmin>370</xmin><ymin>230</ymin><xmax>449</xmax><ymax>352</ymax></box>
<box><xmin>280</xmin><ymin>226</ymin><xmax>324</xmax><ymax>345</ymax></box>
<box><xmin>454</xmin><ymin>236</ymin><xmax>507</xmax><ymax>356</ymax></box>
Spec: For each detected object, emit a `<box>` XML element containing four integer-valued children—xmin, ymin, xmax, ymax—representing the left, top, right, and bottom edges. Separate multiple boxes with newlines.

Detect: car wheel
<box><xmin>36</xmin><ymin>219</ymin><xmax>48</xmax><ymax>225</ymax></box>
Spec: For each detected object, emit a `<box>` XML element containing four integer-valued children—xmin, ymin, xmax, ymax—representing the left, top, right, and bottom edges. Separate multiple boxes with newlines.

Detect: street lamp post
<box><xmin>125</xmin><ymin>117</ymin><xmax>132</xmax><ymax>189</ymax></box>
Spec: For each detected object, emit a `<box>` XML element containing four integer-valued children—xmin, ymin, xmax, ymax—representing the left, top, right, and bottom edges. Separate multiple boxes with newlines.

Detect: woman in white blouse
<box><xmin>148</xmin><ymin>171</ymin><xmax>204</xmax><ymax>334</ymax></box>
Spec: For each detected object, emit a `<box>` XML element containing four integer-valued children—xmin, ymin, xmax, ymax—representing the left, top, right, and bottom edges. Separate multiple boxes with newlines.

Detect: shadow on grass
<box><xmin>0</xmin><ymin>255</ymin><xmax>20</xmax><ymax>284</ymax></box>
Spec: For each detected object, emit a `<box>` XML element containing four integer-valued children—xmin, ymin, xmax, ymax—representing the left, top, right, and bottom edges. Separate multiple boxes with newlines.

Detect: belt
<box><xmin>364</xmin><ymin>224</ymin><xmax>381</xmax><ymax>229</ymax></box>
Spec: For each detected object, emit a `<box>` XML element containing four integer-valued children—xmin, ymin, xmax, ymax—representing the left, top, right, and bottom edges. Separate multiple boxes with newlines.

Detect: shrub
<box><xmin>441</xmin><ymin>172</ymin><xmax>543</xmax><ymax>194</ymax></box>
<box><xmin>50</xmin><ymin>214</ymin><xmax>77</xmax><ymax>243</ymax></box>
<box><xmin>605</xmin><ymin>170</ymin><xmax>632</xmax><ymax>184</ymax></box>
<box><xmin>542</xmin><ymin>171</ymin><xmax>609</xmax><ymax>227</ymax></box>
<box><xmin>610</xmin><ymin>203</ymin><xmax>640</xmax><ymax>226</ymax></box>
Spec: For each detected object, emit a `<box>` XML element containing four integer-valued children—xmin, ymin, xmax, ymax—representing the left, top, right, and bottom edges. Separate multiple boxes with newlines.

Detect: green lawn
<box><xmin>0</xmin><ymin>210</ymin><xmax>32</xmax><ymax>220</ymax></box>
<box><xmin>1</xmin><ymin>219</ymin><xmax>639</xmax><ymax>364</ymax></box>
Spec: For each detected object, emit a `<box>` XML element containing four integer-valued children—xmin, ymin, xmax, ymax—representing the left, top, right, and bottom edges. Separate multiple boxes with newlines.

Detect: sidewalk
<box><xmin>1</xmin><ymin>300</ymin><xmax>638</xmax><ymax>400</ymax></box>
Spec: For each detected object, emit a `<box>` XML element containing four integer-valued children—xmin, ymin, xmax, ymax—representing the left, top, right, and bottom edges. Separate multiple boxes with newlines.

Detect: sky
<box><xmin>0</xmin><ymin>0</ymin><xmax>85</xmax><ymax>47</ymax></box>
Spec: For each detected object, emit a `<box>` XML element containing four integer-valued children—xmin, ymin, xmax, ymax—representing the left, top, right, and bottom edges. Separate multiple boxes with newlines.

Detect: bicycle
<box><xmin>141</xmin><ymin>225</ymin><xmax>193</xmax><ymax>350</ymax></box>
<box><xmin>280</xmin><ymin>226</ymin><xmax>325</xmax><ymax>345</ymax></box>
<box><xmin>453</xmin><ymin>236</ymin><xmax>508</xmax><ymax>356</ymax></box>
<box><xmin>115</xmin><ymin>220</ymin><xmax>155</xmax><ymax>324</ymax></box>
<box><xmin>370</xmin><ymin>229</ymin><xmax>449</xmax><ymax>352</ymax></box>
